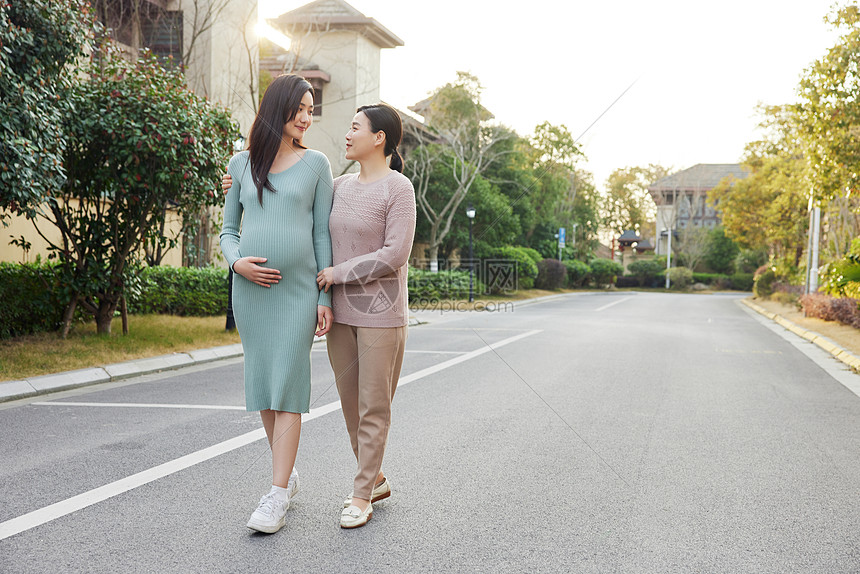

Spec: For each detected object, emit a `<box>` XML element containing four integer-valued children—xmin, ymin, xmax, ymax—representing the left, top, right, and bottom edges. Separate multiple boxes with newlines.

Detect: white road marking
<box><xmin>401</xmin><ymin>350</ymin><xmax>468</xmax><ymax>354</ymax></box>
<box><xmin>0</xmin><ymin>329</ymin><xmax>541</xmax><ymax>541</ymax></box>
<box><xmin>595</xmin><ymin>297</ymin><xmax>631</xmax><ymax>312</ymax></box>
<box><xmin>32</xmin><ymin>402</ymin><xmax>246</xmax><ymax>410</ymax></box>
<box><xmin>313</xmin><ymin>349</ymin><xmax>467</xmax><ymax>354</ymax></box>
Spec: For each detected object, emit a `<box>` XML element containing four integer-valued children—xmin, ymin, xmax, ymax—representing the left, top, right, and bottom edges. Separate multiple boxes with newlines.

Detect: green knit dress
<box><xmin>219</xmin><ymin>150</ymin><xmax>333</xmax><ymax>413</ymax></box>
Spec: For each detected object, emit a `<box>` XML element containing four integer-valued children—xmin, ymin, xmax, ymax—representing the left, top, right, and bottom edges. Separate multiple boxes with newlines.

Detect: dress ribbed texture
<box><xmin>329</xmin><ymin>171</ymin><xmax>416</xmax><ymax>328</ymax></box>
<box><xmin>219</xmin><ymin>150</ymin><xmax>333</xmax><ymax>413</ymax></box>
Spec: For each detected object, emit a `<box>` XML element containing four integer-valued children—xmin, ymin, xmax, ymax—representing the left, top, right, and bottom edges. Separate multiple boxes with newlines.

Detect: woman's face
<box><xmin>345</xmin><ymin>112</ymin><xmax>381</xmax><ymax>161</ymax></box>
<box><xmin>283</xmin><ymin>90</ymin><xmax>314</xmax><ymax>142</ymax></box>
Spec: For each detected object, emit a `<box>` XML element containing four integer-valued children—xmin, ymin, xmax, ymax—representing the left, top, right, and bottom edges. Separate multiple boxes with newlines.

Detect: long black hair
<box><xmin>247</xmin><ymin>74</ymin><xmax>313</xmax><ymax>205</ymax></box>
<box><xmin>355</xmin><ymin>103</ymin><xmax>404</xmax><ymax>173</ymax></box>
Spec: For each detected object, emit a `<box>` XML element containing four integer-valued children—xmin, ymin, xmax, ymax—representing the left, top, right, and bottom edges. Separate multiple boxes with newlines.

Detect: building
<box><xmin>267</xmin><ymin>0</ymin><xmax>404</xmax><ymax>176</ymax></box>
<box><xmin>648</xmin><ymin>163</ymin><xmax>748</xmax><ymax>255</ymax></box>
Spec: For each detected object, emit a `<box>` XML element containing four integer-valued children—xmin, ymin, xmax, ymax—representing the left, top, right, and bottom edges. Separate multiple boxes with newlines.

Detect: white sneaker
<box><xmin>247</xmin><ymin>492</ymin><xmax>289</xmax><ymax>534</ymax></box>
<box><xmin>287</xmin><ymin>467</ymin><xmax>300</xmax><ymax>500</ymax></box>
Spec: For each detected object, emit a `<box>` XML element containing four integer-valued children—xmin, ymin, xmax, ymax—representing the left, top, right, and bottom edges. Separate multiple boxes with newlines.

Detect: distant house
<box><xmin>617</xmin><ymin>230</ymin><xmax>654</xmax><ymax>254</ymax></box>
<box><xmin>267</xmin><ymin>0</ymin><xmax>404</xmax><ymax>176</ymax></box>
<box><xmin>648</xmin><ymin>164</ymin><xmax>748</xmax><ymax>255</ymax></box>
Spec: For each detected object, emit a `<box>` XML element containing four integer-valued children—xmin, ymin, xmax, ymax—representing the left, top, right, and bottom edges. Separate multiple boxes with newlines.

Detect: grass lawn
<box><xmin>0</xmin><ymin>315</ymin><xmax>240</xmax><ymax>382</ymax></box>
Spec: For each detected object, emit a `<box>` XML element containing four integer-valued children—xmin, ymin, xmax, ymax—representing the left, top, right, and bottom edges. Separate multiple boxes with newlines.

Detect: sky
<box><xmin>260</xmin><ymin>0</ymin><xmax>843</xmax><ymax>188</ymax></box>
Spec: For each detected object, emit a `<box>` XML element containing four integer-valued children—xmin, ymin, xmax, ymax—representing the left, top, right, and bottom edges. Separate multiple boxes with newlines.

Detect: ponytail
<box><xmin>390</xmin><ymin>147</ymin><xmax>404</xmax><ymax>173</ymax></box>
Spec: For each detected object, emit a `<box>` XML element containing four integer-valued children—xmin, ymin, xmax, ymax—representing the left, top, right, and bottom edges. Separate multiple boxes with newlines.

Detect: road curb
<box><xmin>0</xmin><ymin>343</ymin><xmax>246</xmax><ymax>404</ymax></box>
<box><xmin>741</xmin><ymin>298</ymin><xmax>860</xmax><ymax>371</ymax></box>
<box><xmin>1</xmin><ymin>314</ymin><xmax>429</xmax><ymax>404</ymax></box>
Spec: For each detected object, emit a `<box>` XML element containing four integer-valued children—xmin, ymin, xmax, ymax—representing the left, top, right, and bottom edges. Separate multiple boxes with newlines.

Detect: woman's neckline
<box><xmin>354</xmin><ymin>170</ymin><xmax>395</xmax><ymax>186</ymax></box>
<box><xmin>270</xmin><ymin>148</ymin><xmax>308</xmax><ymax>175</ymax></box>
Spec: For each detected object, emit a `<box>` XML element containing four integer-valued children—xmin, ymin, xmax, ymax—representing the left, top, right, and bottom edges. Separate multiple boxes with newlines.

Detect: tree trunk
<box><xmin>428</xmin><ymin>224</ymin><xmax>439</xmax><ymax>272</ymax></box>
<box><xmin>120</xmin><ymin>296</ymin><xmax>129</xmax><ymax>335</ymax></box>
<box><xmin>95</xmin><ymin>302</ymin><xmax>115</xmax><ymax>335</ymax></box>
<box><xmin>60</xmin><ymin>297</ymin><xmax>78</xmax><ymax>339</ymax></box>
<box><xmin>428</xmin><ymin>244</ymin><xmax>439</xmax><ymax>272</ymax></box>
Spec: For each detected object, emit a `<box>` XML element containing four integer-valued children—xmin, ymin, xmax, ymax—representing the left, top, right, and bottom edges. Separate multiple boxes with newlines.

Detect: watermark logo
<box><xmin>483</xmin><ymin>259</ymin><xmax>517</xmax><ymax>294</ymax></box>
<box><xmin>342</xmin><ymin>260</ymin><xmax>400</xmax><ymax>315</ymax></box>
<box><xmin>406</xmin><ymin>258</ymin><xmax>518</xmax><ymax>313</ymax></box>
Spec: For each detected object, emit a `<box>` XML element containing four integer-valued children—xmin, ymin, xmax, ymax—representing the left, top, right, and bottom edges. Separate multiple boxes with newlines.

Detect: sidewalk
<box><xmin>741</xmin><ymin>298</ymin><xmax>860</xmax><ymax>371</ymax></box>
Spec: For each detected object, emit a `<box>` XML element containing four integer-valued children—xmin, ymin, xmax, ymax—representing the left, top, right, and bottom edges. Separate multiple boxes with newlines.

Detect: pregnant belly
<box><xmin>239</xmin><ymin>232</ymin><xmax>316</xmax><ymax>276</ymax></box>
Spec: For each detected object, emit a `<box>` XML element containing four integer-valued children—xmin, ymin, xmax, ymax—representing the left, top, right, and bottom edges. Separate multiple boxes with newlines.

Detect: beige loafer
<box><xmin>343</xmin><ymin>477</ymin><xmax>391</xmax><ymax>508</ymax></box>
<box><xmin>340</xmin><ymin>502</ymin><xmax>372</xmax><ymax>529</ymax></box>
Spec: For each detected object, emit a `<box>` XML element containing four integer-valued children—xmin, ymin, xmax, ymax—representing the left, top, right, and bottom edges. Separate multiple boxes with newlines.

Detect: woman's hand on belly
<box><xmin>233</xmin><ymin>257</ymin><xmax>282</xmax><ymax>288</ymax></box>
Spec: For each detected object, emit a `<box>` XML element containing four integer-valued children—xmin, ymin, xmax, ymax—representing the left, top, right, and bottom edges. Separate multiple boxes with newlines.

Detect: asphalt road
<box><xmin>1</xmin><ymin>292</ymin><xmax>859</xmax><ymax>573</ymax></box>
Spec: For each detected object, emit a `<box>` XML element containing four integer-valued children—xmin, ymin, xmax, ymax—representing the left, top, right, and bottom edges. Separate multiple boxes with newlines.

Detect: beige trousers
<box><xmin>326</xmin><ymin>322</ymin><xmax>407</xmax><ymax>500</ymax></box>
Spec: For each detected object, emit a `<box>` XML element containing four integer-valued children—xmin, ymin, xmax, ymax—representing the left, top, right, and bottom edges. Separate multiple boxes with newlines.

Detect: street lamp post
<box><xmin>466</xmin><ymin>204</ymin><xmax>476</xmax><ymax>303</ymax></box>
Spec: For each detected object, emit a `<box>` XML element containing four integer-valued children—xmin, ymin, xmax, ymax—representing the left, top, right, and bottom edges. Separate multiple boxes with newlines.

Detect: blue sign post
<box><xmin>558</xmin><ymin>227</ymin><xmax>566</xmax><ymax>260</ymax></box>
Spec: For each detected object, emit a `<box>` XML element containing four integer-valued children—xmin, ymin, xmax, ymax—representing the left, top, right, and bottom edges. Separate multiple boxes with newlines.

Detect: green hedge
<box><xmin>0</xmin><ymin>263</ymin><xmax>232</xmax><ymax>339</ymax></box>
<box><xmin>0</xmin><ymin>261</ymin><xmax>65</xmax><ymax>339</ymax></box>
<box><xmin>534</xmin><ymin>258</ymin><xmax>567</xmax><ymax>290</ymax></box>
<box><xmin>473</xmin><ymin>245</ymin><xmax>539</xmax><ymax>292</ymax></box>
<box><xmin>127</xmin><ymin>265</ymin><xmax>229</xmax><ymax>316</ymax></box>
<box><xmin>408</xmin><ymin>267</ymin><xmax>482</xmax><ymax>301</ymax></box>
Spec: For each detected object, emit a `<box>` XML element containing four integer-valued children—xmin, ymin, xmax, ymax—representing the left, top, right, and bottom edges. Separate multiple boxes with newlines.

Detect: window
<box><xmin>142</xmin><ymin>10</ymin><xmax>183</xmax><ymax>65</ymax></box>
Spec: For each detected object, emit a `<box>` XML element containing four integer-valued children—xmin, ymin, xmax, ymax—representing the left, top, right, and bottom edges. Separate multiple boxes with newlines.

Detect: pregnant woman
<box><xmin>219</xmin><ymin>74</ymin><xmax>333</xmax><ymax>534</ymax></box>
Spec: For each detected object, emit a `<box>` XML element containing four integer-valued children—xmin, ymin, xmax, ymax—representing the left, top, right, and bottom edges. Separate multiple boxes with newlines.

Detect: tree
<box><xmin>676</xmin><ymin>226</ymin><xmax>709</xmax><ymax>271</ymax></box>
<box><xmin>413</xmin><ymin>158</ymin><xmax>521</xmax><ymax>264</ymax></box>
<box><xmin>0</xmin><ymin>0</ymin><xmax>93</xmax><ymax>220</ymax></box>
<box><xmin>704</xmin><ymin>227</ymin><xmax>740</xmax><ymax>274</ymax></box>
<box><xmin>709</xmin><ymin>105</ymin><xmax>809</xmax><ymax>267</ymax></box>
<box><xmin>600</xmin><ymin>164</ymin><xmax>671</xmax><ymax>238</ymax></box>
<box><xmin>406</xmin><ymin>72</ymin><xmax>516</xmax><ymax>270</ymax></box>
<box><xmin>796</xmin><ymin>4</ymin><xmax>860</xmax><ymax>204</ymax></box>
<box><xmin>30</xmin><ymin>44</ymin><xmax>238</xmax><ymax>336</ymax></box>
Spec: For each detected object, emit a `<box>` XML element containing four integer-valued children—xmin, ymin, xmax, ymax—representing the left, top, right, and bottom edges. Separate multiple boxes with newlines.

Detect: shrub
<box><xmin>408</xmin><ymin>267</ymin><xmax>482</xmax><ymax>301</ymax></box>
<box><xmin>564</xmin><ymin>260</ymin><xmax>591</xmax><ymax>287</ymax></box>
<box><xmin>729</xmin><ymin>273</ymin><xmax>754</xmax><ymax>291</ymax></box>
<box><xmin>770</xmin><ymin>291</ymin><xmax>799</xmax><ymax>306</ymax></box>
<box><xmin>692</xmin><ymin>272</ymin><xmax>723</xmax><ymax>285</ymax></box>
<box><xmin>535</xmin><ymin>259</ymin><xmax>568</xmax><ymax>290</ymax></box>
<box><xmin>666</xmin><ymin>267</ymin><xmax>693</xmax><ymax>289</ymax></box>
<box><xmin>736</xmin><ymin>248</ymin><xmax>768</xmax><ymax>274</ymax></box>
<box><xmin>820</xmin><ymin>251</ymin><xmax>860</xmax><ymax>299</ymax></box>
<box><xmin>615</xmin><ymin>276</ymin><xmax>639</xmax><ymax>288</ymax></box>
<box><xmin>704</xmin><ymin>227</ymin><xmax>739</xmax><ymax>274</ymax></box>
<box><xmin>589</xmin><ymin>258</ymin><xmax>623</xmax><ymax>287</ymax></box>
<box><xmin>519</xmin><ymin>246</ymin><xmax>544</xmax><ymax>266</ymax></box>
<box><xmin>753</xmin><ymin>266</ymin><xmax>777</xmax><ymax>298</ymax></box>
<box><xmin>0</xmin><ymin>261</ymin><xmax>66</xmax><ymax>339</ymax></box>
<box><xmin>627</xmin><ymin>259</ymin><xmax>664</xmax><ymax>286</ymax></box>
<box><xmin>713</xmin><ymin>275</ymin><xmax>733</xmax><ymax>290</ymax></box>
<box><xmin>127</xmin><ymin>265</ymin><xmax>229</xmax><ymax>316</ymax></box>
<box><xmin>477</xmin><ymin>245</ymin><xmax>539</xmax><ymax>293</ymax></box>
<box><xmin>799</xmin><ymin>293</ymin><xmax>860</xmax><ymax>328</ymax></box>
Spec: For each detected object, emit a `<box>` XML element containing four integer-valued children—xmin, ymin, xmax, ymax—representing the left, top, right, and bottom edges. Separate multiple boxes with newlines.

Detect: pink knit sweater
<box><xmin>329</xmin><ymin>171</ymin><xmax>417</xmax><ymax>328</ymax></box>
